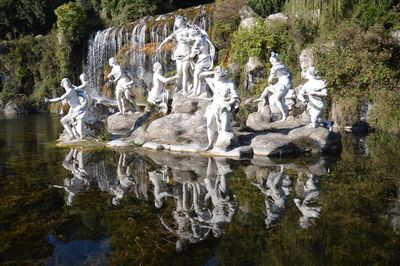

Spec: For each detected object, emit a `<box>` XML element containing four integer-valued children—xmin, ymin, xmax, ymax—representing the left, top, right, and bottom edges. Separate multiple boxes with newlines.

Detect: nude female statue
<box><xmin>107</xmin><ymin>57</ymin><xmax>137</xmax><ymax>114</ymax></box>
<box><xmin>148</xmin><ymin>62</ymin><xmax>177</xmax><ymax>113</ymax></box>
<box><xmin>187</xmin><ymin>25</ymin><xmax>215</xmax><ymax>97</ymax></box>
<box><xmin>156</xmin><ymin>15</ymin><xmax>192</xmax><ymax>94</ymax></box>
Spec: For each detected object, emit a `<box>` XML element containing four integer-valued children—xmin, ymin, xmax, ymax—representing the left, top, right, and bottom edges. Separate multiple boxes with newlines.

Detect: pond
<box><xmin>0</xmin><ymin>114</ymin><xmax>399</xmax><ymax>265</ymax></box>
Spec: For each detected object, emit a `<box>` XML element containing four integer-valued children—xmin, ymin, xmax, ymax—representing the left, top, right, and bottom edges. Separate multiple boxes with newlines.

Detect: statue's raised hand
<box><xmin>44</xmin><ymin>97</ymin><xmax>50</xmax><ymax>103</ymax></box>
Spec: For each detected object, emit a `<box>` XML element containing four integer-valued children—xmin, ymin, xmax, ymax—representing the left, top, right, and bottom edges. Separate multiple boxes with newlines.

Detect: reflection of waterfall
<box><xmin>83</xmin><ymin>6</ymin><xmax>212</xmax><ymax>97</ymax></box>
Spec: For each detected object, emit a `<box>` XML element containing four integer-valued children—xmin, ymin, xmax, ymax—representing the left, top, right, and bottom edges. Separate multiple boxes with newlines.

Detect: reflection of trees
<box><xmin>156</xmin><ymin>158</ymin><xmax>237</xmax><ymax>252</ymax></box>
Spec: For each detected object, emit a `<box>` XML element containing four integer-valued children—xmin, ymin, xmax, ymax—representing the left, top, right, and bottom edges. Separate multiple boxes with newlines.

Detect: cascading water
<box><xmin>83</xmin><ymin>5</ymin><xmax>213</xmax><ymax>99</ymax></box>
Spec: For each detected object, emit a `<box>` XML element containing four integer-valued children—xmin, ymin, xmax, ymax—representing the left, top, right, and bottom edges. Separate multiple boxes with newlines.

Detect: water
<box><xmin>0</xmin><ymin>114</ymin><xmax>399</xmax><ymax>265</ymax></box>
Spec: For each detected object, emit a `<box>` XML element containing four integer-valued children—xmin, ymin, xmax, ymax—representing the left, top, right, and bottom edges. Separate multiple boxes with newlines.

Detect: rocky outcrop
<box><xmin>239</xmin><ymin>6</ymin><xmax>260</xmax><ymax>29</ymax></box>
<box><xmin>3</xmin><ymin>100</ymin><xmax>28</xmax><ymax>114</ymax></box>
<box><xmin>266</xmin><ymin>13</ymin><xmax>288</xmax><ymax>24</ymax></box>
<box><xmin>249</xmin><ymin>126</ymin><xmax>341</xmax><ymax>156</ymax></box>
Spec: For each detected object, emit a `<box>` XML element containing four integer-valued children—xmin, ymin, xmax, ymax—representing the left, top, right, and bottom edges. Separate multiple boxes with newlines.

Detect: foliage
<box><xmin>284</xmin><ymin>0</ymin><xmax>400</xmax><ymax>29</ymax></box>
<box><xmin>369</xmin><ymin>90</ymin><xmax>400</xmax><ymax>134</ymax></box>
<box><xmin>55</xmin><ymin>2</ymin><xmax>88</xmax><ymax>42</ymax></box>
<box><xmin>314</xmin><ymin>25</ymin><xmax>399</xmax><ymax>94</ymax></box>
<box><xmin>248</xmin><ymin>0</ymin><xmax>286</xmax><ymax>17</ymax></box>
<box><xmin>97</xmin><ymin>128</ymin><xmax>113</xmax><ymax>141</ymax></box>
<box><xmin>0</xmin><ymin>0</ymin><xmax>69</xmax><ymax>39</ymax></box>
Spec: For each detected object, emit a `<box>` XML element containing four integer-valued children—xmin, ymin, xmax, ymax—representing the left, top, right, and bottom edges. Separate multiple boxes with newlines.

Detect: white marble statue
<box><xmin>297</xmin><ymin>67</ymin><xmax>329</xmax><ymax>128</ymax></box>
<box><xmin>156</xmin><ymin>15</ymin><xmax>192</xmax><ymax>94</ymax></box>
<box><xmin>107</xmin><ymin>57</ymin><xmax>137</xmax><ymax>114</ymax></box>
<box><xmin>202</xmin><ymin>66</ymin><xmax>240</xmax><ymax>151</ymax></box>
<box><xmin>254</xmin><ymin>52</ymin><xmax>294</xmax><ymax>121</ymax></box>
<box><xmin>187</xmin><ymin>25</ymin><xmax>215</xmax><ymax>97</ymax></box>
<box><xmin>45</xmin><ymin>78</ymin><xmax>90</xmax><ymax>140</ymax></box>
<box><xmin>148</xmin><ymin>62</ymin><xmax>177</xmax><ymax>113</ymax></box>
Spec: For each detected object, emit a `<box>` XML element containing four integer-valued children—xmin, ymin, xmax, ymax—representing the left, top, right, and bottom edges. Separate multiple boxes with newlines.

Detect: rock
<box><xmin>266</xmin><ymin>13</ymin><xmax>288</xmax><ymax>24</ymax></box>
<box><xmin>107</xmin><ymin>112</ymin><xmax>147</xmax><ymax>135</ymax></box>
<box><xmin>299</xmin><ymin>49</ymin><xmax>314</xmax><ymax>77</ymax></box>
<box><xmin>171</xmin><ymin>92</ymin><xmax>210</xmax><ymax>114</ymax></box>
<box><xmin>391</xmin><ymin>31</ymin><xmax>400</xmax><ymax>46</ymax></box>
<box><xmin>143</xmin><ymin>112</ymin><xmax>208</xmax><ymax>146</ymax></box>
<box><xmin>249</xmin><ymin>125</ymin><xmax>341</xmax><ymax>156</ymax></box>
<box><xmin>246</xmin><ymin>102</ymin><xmax>271</xmax><ymax>130</ymax></box>
<box><xmin>239</xmin><ymin>6</ymin><xmax>260</xmax><ymax>29</ymax></box>
<box><xmin>3</xmin><ymin>101</ymin><xmax>27</xmax><ymax>114</ymax></box>
<box><xmin>244</xmin><ymin>57</ymin><xmax>266</xmax><ymax>91</ymax></box>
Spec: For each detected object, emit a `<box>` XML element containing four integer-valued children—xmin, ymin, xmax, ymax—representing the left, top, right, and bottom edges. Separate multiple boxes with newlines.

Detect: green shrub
<box><xmin>369</xmin><ymin>90</ymin><xmax>400</xmax><ymax>134</ymax></box>
<box><xmin>55</xmin><ymin>2</ymin><xmax>88</xmax><ymax>42</ymax></box>
<box><xmin>315</xmin><ymin>25</ymin><xmax>399</xmax><ymax>95</ymax></box>
<box><xmin>248</xmin><ymin>0</ymin><xmax>286</xmax><ymax>17</ymax></box>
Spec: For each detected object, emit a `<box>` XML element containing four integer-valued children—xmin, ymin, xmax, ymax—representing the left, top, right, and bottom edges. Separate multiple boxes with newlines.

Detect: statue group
<box><xmin>45</xmin><ymin>15</ymin><xmax>331</xmax><ymax>150</ymax></box>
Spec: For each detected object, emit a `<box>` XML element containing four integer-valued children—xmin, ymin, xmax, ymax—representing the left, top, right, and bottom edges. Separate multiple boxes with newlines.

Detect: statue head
<box><xmin>79</xmin><ymin>73</ymin><xmax>87</xmax><ymax>83</ymax></box>
<box><xmin>153</xmin><ymin>62</ymin><xmax>162</xmax><ymax>72</ymax></box>
<box><xmin>174</xmin><ymin>15</ymin><xmax>187</xmax><ymax>28</ymax></box>
<box><xmin>305</xmin><ymin>67</ymin><xmax>318</xmax><ymax>80</ymax></box>
<box><xmin>214</xmin><ymin>66</ymin><xmax>228</xmax><ymax>80</ymax></box>
<box><xmin>60</xmin><ymin>78</ymin><xmax>72</xmax><ymax>89</ymax></box>
<box><xmin>188</xmin><ymin>25</ymin><xmax>202</xmax><ymax>37</ymax></box>
<box><xmin>269</xmin><ymin>51</ymin><xmax>280</xmax><ymax>65</ymax></box>
<box><xmin>108</xmin><ymin>57</ymin><xmax>118</xmax><ymax>66</ymax></box>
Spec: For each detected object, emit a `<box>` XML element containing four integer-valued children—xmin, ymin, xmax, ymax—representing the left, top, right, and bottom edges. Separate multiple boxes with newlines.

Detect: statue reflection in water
<box><xmin>156</xmin><ymin>158</ymin><xmax>237</xmax><ymax>252</ymax></box>
<box><xmin>53</xmin><ymin>150</ymin><xmax>149</xmax><ymax>206</ymax></box>
<box><xmin>294</xmin><ymin>172</ymin><xmax>321</xmax><ymax>229</ymax></box>
<box><xmin>59</xmin><ymin>149</ymin><xmax>92</xmax><ymax>206</ymax></box>
<box><xmin>252</xmin><ymin>165</ymin><xmax>292</xmax><ymax>229</ymax></box>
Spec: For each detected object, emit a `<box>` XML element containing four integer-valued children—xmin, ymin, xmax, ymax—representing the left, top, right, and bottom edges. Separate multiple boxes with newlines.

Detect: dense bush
<box><xmin>248</xmin><ymin>0</ymin><xmax>286</xmax><ymax>17</ymax></box>
<box><xmin>315</xmin><ymin>26</ymin><xmax>398</xmax><ymax>93</ymax></box>
<box><xmin>0</xmin><ymin>0</ymin><xmax>70</xmax><ymax>39</ymax></box>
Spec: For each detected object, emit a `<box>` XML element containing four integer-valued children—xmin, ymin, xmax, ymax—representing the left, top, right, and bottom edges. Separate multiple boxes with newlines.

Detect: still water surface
<box><xmin>0</xmin><ymin>114</ymin><xmax>399</xmax><ymax>265</ymax></box>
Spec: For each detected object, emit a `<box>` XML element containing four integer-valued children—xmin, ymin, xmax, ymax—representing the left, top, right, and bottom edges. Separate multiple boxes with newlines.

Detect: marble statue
<box><xmin>148</xmin><ymin>62</ymin><xmax>177</xmax><ymax>113</ymax></box>
<box><xmin>297</xmin><ymin>67</ymin><xmax>329</xmax><ymax>129</ymax></box>
<box><xmin>187</xmin><ymin>25</ymin><xmax>215</xmax><ymax>97</ymax></box>
<box><xmin>107</xmin><ymin>57</ymin><xmax>137</xmax><ymax>114</ymax></box>
<box><xmin>254</xmin><ymin>52</ymin><xmax>294</xmax><ymax>121</ymax></box>
<box><xmin>156</xmin><ymin>15</ymin><xmax>192</xmax><ymax>94</ymax></box>
<box><xmin>45</xmin><ymin>78</ymin><xmax>91</xmax><ymax>140</ymax></box>
<box><xmin>202</xmin><ymin>66</ymin><xmax>240</xmax><ymax>151</ymax></box>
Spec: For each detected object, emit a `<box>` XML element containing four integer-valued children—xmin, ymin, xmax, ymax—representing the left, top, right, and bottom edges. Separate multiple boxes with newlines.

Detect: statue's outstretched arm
<box><xmin>45</xmin><ymin>91</ymin><xmax>68</xmax><ymax>103</ymax></box>
<box><xmin>156</xmin><ymin>33</ymin><xmax>175</xmax><ymax>51</ymax></box>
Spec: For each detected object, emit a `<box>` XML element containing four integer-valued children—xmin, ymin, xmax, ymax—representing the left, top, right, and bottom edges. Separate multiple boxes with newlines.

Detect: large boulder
<box><xmin>3</xmin><ymin>100</ymin><xmax>27</xmax><ymax>114</ymax></box>
<box><xmin>265</xmin><ymin>13</ymin><xmax>288</xmax><ymax>24</ymax></box>
<box><xmin>239</xmin><ymin>6</ymin><xmax>260</xmax><ymax>29</ymax></box>
<box><xmin>250</xmin><ymin>126</ymin><xmax>341</xmax><ymax>156</ymax></box>
<box><xmin>108</xmin><ymin>112</ymin><xmax>147</xmax><ymax>135</ymax></box>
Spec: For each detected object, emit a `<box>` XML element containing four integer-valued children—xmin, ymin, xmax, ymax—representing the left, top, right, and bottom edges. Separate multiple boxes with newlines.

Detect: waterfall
<box><xmin>83</xmin><ymin>5</ymin><xmax>213</xmax><ymax>98</ymax></box>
